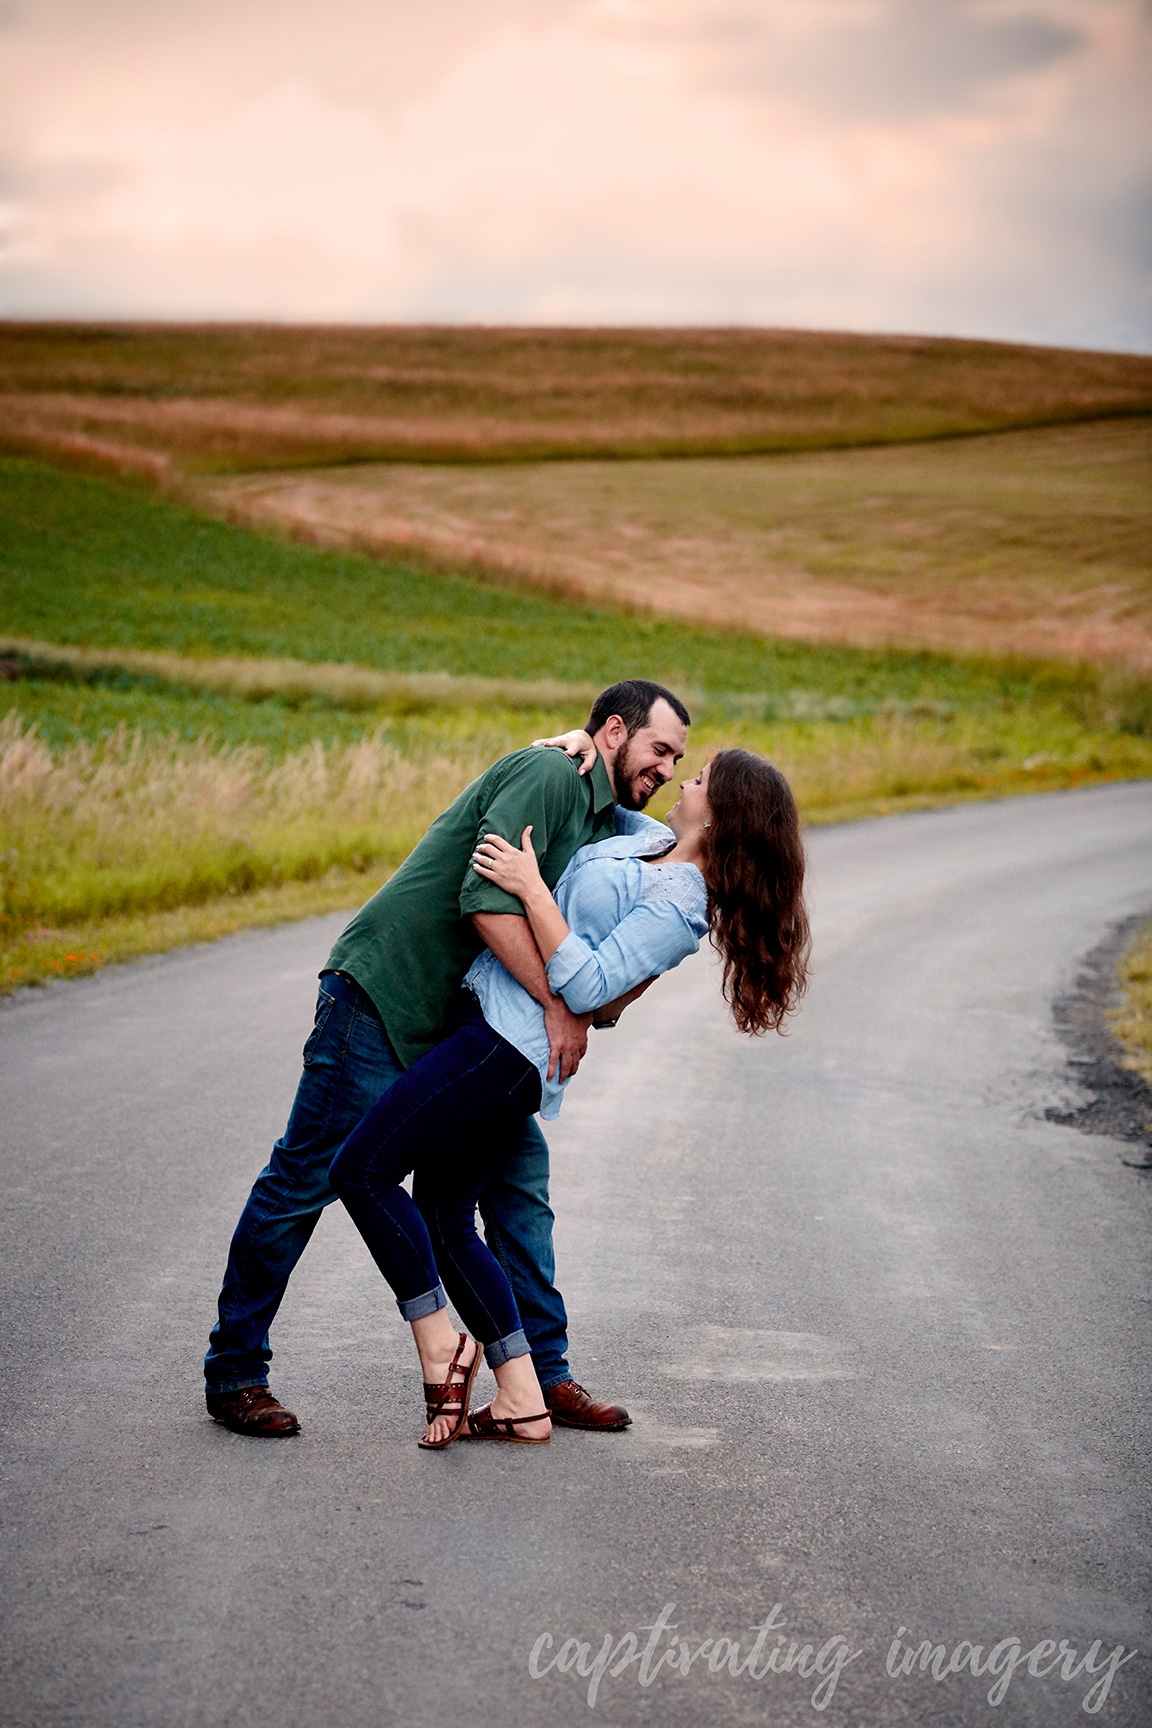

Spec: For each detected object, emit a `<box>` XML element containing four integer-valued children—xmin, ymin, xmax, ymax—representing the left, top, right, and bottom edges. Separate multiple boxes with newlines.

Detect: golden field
<box><xmin>204</xmin><ymin>417</ymin><xmax>1152</xmax><ymax>671</ymax></box>
<box><xmin>2</xmin><ymin>321</ymin><xmax>1150</xmax><ymax>476</ymax></box>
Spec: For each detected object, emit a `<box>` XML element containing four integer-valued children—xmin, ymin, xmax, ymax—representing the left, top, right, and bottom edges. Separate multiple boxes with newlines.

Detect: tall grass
<box><xmin>5</xmin><ymin>696</ymin><xmax>1151</xmax><ymax>993</ymax></box>
<box><xmin>0</xmin><ymin>712</ymin><xmax>485</xmax><ymax>937</ymax></box>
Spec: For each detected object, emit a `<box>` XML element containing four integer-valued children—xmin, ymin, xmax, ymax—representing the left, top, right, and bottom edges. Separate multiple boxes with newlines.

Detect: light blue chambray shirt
<box><xmin>464</xmin><ymin>809</ymin><xmax>709</xmax><ymax>1119</ymax></box>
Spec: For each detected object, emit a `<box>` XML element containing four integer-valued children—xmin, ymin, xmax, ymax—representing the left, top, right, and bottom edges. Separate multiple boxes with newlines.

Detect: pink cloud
<box><xmin>0</xmin><ymin>0</ymin><xmax>1147</xmax><ymax>348</ymax></box>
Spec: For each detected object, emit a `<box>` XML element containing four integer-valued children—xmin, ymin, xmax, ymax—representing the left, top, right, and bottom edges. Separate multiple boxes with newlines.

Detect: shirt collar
<box><xmin>603</xmin><ymin>828</ymin><xmax>677</xmax><ymax>859</ymax></box>
<box><xmin>589</xmin><ymin>752</ymin><xmax>616</xmax><ymax>817</ymax></box>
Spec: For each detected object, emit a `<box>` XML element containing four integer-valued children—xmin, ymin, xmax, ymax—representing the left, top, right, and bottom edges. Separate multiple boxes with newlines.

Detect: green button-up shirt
<box><xmin>325</xmin><ymin>747</ymin><xmax>618</xmax><ymax>1067</ymax></box>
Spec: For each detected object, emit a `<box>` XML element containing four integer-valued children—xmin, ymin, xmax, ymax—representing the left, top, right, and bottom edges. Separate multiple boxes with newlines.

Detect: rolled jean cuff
<box><xmin>397</xmin><ymin>1284</ymin><xmax>448</xmax><ymax>1322</ymax></box>
<box><xmin>484</xmin><ymin>1327</ymin><xmax>531</xmax><ymax>1369</ymax></box>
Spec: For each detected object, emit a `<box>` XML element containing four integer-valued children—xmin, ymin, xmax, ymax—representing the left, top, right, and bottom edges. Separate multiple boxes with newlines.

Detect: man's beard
<box><xmin>613</xmin><ymin>737</ymin><xmax>653</xmax><ymax>810</ymax></box>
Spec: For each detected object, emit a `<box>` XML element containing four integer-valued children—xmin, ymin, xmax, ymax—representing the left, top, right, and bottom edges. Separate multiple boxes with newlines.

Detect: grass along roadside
<box><xmin>1114</xmin><ymin>925</ymin><xmax>1152</xmax><ymax>1087</ymax></box>
<box><xmin>0</xmin><ymin>711</ymin><xmax>488</xmax><ymax>934</ymax></box>
<box><xmin>0</xmin><ymin>715</ymin><xmax>482</xmax><ymax>993</ymax></box>
<box><xmin>1</xmin><ymin>872</ymin><xmax>373</xmax><ymax>995</ymax></box>
<box><xmin>4</xmin><ymin>697</ymin><xmax>1151</xmax><ymax>996</ymax></box>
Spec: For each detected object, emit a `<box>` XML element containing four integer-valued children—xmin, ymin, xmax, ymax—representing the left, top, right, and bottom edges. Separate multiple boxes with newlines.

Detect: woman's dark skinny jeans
<box><xmin>328</xmin><ymin>998</ymin><xmax>543</xmax><ymax>1367</ymax></box>
<box><xmin>205</xmin><ymin>973</ymin><xmax>572</xmax><ymax>1395</ymax></box>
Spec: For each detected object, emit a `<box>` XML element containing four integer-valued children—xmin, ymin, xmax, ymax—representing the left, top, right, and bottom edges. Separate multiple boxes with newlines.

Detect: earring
<box><xmin>703</xmin><ymin>821</ymin><xmax>711</xmax><ymax>828</ymax></box>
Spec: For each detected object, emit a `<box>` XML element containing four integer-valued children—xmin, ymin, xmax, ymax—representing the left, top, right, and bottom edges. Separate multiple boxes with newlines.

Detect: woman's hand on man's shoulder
<box><xmin>531</xmin><ymin>729</ymin><xmax>596</xmax><ymax>776</ymax></box>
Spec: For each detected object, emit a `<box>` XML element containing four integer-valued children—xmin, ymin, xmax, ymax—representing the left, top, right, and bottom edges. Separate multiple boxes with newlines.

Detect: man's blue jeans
<box><xmin>204</xmin><ymin>972</ymin><xmax>572</xmax><ymax>1394</ymax></box>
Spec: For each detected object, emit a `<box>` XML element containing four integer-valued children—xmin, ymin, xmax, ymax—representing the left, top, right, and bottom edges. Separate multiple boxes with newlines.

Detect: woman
<box><xmin>328</xmin><ymin>748</ymin><xmax>810</xmax><ymax>1449</ymax></box>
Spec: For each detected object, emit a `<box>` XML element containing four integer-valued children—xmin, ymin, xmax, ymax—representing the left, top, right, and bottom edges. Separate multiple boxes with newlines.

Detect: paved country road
<box><xmin>2</xmin><ymin>784</ymin><xmax>1151</xmax><ymax>1728</ymax></box>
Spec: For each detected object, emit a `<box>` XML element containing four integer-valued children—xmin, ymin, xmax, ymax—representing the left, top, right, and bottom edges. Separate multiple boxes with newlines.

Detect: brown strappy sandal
<box><xmin>461</xmin><ymin>1402</ymin><xmax>551</xmax><ymax>1445</ymax></box>
<box><xmin>417</xmin><ymin>1332</ymin><xmax>482</xmax><ymax>1451</ymax></box>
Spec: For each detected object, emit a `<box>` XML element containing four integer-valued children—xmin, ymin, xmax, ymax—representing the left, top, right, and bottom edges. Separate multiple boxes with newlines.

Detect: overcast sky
<box><xmin>1</xmin><ymin>0</ymin><xmax>1148</xmax><ymax>350</ymax></box>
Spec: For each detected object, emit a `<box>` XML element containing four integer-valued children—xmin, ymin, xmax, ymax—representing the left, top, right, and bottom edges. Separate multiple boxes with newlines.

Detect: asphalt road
<box><xmin>2</xmin><ymin>783</ymin><xmax>1151</xmax><ymax>1728</ymax></box>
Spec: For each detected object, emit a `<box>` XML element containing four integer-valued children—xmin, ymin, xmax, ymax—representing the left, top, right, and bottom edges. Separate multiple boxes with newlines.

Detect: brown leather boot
<box><xmin>206</xmin><ymin>1385</ymin><xmax>300</xmax><ymax>1437</ymax></box>
<box><xmin>544</xmin><ymin>1380</ymin><xmax>631</xmax><ymax>1431</ymax></box>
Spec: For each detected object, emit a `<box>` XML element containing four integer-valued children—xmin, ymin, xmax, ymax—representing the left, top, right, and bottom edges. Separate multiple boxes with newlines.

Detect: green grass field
<box><xmin>5</xmin><ymin>455</ymin><xmax>1146</xmax><ymax>710</ymax></box>
<box><xmin>3</xmin><ymin>456</ymin><xmax>1151</xmax><ymax>994</ymax></box>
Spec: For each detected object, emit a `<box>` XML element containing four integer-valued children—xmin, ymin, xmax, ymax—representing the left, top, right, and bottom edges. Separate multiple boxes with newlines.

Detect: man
<box><xmin>205</xmin><ymin>679</ymin><xmax>690</xmax><ymax>1435</ymax></box>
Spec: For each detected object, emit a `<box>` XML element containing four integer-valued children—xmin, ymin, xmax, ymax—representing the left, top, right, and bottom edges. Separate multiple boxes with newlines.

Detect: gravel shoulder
<box><xmin>1047</xmin><ymin>913</ymin><xmax>1152</xmax><ymax>1159</ymax></box>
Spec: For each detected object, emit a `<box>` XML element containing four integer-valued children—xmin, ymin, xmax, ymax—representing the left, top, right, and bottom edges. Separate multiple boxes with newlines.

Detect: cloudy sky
<box><xmin>1</xmin><ymin>0</ymin><xmax>1148</xmax><ymax>349</ymax></box>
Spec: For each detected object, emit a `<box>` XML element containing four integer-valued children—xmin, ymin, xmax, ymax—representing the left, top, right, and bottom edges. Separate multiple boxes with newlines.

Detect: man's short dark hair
<box><xmin>586</xmin><ymin>679</ymin><xmax>691</xmax><ymax>738</ymax></box>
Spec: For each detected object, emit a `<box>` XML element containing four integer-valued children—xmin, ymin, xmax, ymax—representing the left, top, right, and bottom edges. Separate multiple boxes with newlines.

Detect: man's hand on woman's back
<box><xmin>471</xmin><ymin>910</ymin><xmax>591</xmax><ymax>1082</ymax></box>
<box><xmin>542</xmin><ymin>997</ymin><xmax>594</xmax><ymax>1083</ymax></box>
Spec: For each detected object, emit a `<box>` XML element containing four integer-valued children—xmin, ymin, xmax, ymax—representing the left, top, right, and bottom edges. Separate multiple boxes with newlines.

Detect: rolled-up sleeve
<box><xmin>545</xmin><ymin>900</ymin><xmax>701</xmax><ymax>1011</ymax></box>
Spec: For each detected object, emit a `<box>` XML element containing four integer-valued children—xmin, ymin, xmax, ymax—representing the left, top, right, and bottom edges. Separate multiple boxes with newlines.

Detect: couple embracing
<box><xmin>205</xmin><ymin>679</ymin><xmax>809</xmax><ymax>1448</ymax></box>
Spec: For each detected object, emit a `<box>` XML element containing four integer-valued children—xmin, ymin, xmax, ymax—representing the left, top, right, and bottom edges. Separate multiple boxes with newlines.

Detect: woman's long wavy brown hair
<box><xmin>700</xmin><ymin>749</ymin><xmax>810</xmax><ymax>1034</ymax></box>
